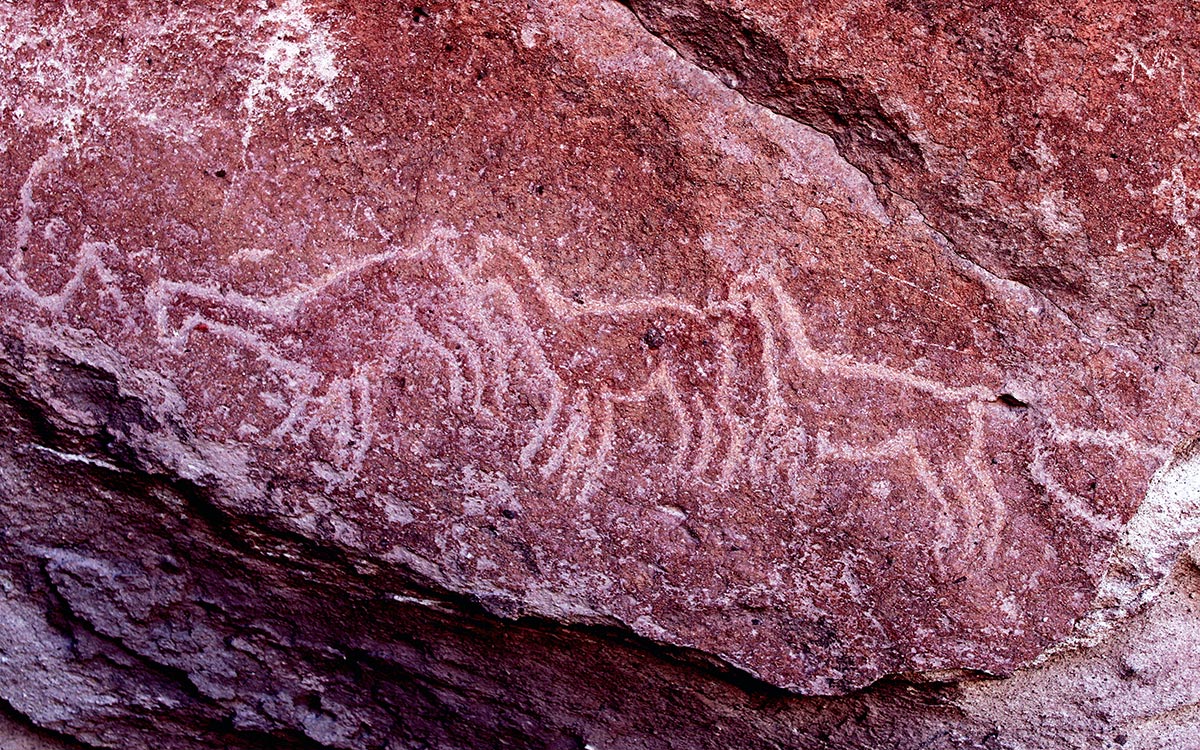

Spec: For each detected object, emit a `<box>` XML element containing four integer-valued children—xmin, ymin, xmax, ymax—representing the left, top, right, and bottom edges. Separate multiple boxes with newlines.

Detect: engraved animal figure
<box><xmin>137</xmin><ymin>227</ymin><xmax>1052</xmax><ymax>577</ymax></box>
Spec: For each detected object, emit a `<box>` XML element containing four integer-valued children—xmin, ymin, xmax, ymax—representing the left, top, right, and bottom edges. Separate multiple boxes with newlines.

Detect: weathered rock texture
<box><xmin>2</xmin><ymin>0</ymin><xmax>1200</xmax><ymax>747</ymax></box>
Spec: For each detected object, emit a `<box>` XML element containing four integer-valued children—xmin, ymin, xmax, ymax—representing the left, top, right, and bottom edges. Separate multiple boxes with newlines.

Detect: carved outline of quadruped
<box><xmin>3</xmin><ymin>142</ymin><xmax>1164</xmax><ymax>581</ymax></box>
<box><xmin>109</xmin><ymin>224</ymin><xmax>1097</xmax><ymax>577</ymax></box>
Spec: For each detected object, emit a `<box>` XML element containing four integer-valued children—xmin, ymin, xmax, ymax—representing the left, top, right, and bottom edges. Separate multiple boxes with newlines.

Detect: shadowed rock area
<box><xmin>2</xmin><ymin>0</ymin><xmax>1199</xmax><ymax>747</ymax></box>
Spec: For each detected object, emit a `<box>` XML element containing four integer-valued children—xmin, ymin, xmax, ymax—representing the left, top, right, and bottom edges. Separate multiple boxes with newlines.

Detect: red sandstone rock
<box><xmin>2</xmin><ymin>0</ymin><xmax>1200</xmax><ymax>744</ymax></box>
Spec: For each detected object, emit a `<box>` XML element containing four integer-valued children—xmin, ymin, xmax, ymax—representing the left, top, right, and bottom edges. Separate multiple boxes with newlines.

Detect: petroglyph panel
<box><xmin>3</xmin><ymin>0</ymin><xmax>1198</xmax><ymax>695</ymax></box>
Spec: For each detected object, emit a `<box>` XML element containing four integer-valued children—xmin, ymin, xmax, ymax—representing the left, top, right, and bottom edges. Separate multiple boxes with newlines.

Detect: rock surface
<box><xmin>2</xmin><ymin>0</ymin><xmax>1200</xmax><ymax>747</ymax></box>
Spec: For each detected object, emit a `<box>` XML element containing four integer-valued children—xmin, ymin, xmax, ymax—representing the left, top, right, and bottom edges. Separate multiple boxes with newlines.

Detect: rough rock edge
<box><xmin>0</xmin><ymin>331</ymin><xmax>997</xmax><ymax>749</ymax></box>
<box><xmin>5</xmin><ymin>327</ymin><xmax>1200</xmax><ymax>748</ymax></box>
<box><xmin>1039</xmin><ymin>436</ymin><xmax>1200</xmax><ymax>661</ymax></box>
<box><xmin>0</xmin><ymin>325</ymin><xmax>835</xmax><ymax>686</ymax></box>
<box><xmin>0</xmin><ymin>704</ymin><xmax>80</xmax><ymax>750</ymax></box>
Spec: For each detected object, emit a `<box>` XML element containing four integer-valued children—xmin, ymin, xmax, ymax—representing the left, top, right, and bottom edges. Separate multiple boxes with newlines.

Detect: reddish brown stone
<box><xmin>1</xmin><ymin>0</ymin><xmax>1198</xmax><ymax>723</ymax></box>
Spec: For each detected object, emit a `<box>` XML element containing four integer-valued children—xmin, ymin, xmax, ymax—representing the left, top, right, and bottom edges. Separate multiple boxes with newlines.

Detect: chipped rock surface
<box><xmin>2</xmin><ymin>0</ymin><xmax>1200</xmax><ymax>747</ymax></box>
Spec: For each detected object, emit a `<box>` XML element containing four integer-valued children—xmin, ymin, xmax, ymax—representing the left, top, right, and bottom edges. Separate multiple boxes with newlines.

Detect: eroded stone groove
<box><xmin>619</xmin><ymin>0</ymin><xmax>925</xmax><ymax>182</ymax></box>
<box><xmin>2</xmin><ymin>0</ymin><xmax>1200</xmax><ymax>746</ymax></box>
